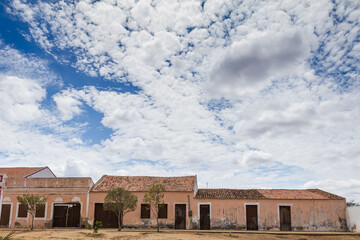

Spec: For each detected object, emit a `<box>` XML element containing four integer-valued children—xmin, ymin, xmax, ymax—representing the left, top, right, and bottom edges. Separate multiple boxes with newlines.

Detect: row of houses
<box><xmin>0</xmin><ymin>167</ymin><xmax>347</xmax><ymax>231</ymax></box>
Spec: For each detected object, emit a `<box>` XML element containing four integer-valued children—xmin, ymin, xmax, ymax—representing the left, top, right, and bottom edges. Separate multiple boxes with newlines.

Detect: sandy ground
<box><xmin>0</xmin><ymin>229</ymin><xmax>359</xmax><ymax>240</ymax></box>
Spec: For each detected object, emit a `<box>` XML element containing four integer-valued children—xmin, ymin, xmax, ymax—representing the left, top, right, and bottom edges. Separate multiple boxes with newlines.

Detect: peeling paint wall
<box><xmin>2</xmin><ymin>177</ymin><xmax>93</xmax><ymax>228</ymax></box>
<box><xmin>346</xmin><ymin>206</ymin><xmax>360</xmax><ymax>232</ymax></box>
<box><xmin>191</xmin><ymin>199</ymin><xmax>346</xmax><ymax>231</ymax></box>
<box><xmin>89</xmin><ymin>191</ymin><xmax>193</xmax><ymax>228</ymax></box>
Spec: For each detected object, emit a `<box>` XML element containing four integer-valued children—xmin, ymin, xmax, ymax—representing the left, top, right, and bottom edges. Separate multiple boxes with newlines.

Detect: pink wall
<box><xmin>191</xmin><ymin>198</ymin><xmax>346</xmax><ymax>231</ymax></box>
<box><xmin>2</xmin><ymin>177</ymin><xmax>92</xmax><ymax>228</ymax></box>
<box><xmin>89</xmin><ymin>191</ymin><xmax>194</xmax><ymax>228</ymax></box>
<box><xmin>88</xmin><ymin>193</ymin><xmax>346</xmax><ymax>231</ymax></box>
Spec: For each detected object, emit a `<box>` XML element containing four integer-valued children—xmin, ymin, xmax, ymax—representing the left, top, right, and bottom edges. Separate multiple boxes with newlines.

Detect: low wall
<box><xmin>346</xmin><ymin>206</ymin><xmax>360</xmax><ymax>232</ymax></box>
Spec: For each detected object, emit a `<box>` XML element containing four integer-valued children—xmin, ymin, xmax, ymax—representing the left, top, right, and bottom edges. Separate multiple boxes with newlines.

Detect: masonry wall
<box><xmin>346</xmin><ymin>206</ymin><xmax>360</xmax><ymax>232</ymax></box>
<box><xmin>192</xmin><ymin>198</ymin><xmax>347</xmax><ymax>231</ymax></box>
<box><xmin>2</xmin><ymin>177</ymin><xmax>92</xmax><ymax>228</ymax></box>
<box><xmin>89</xmin><ymin>191</ymin><xmax>194</xmax><ymax>228</ymax></box>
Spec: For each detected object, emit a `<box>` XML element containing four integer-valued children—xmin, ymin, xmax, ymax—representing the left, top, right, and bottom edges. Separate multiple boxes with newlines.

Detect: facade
<box><xmin>0</xmin><ymin>167</ymin><xmax>347</xmax><ymax>231</ymax></box>
<box><xmin>0</xmin><ymin>168</ymin><xmax>93</xmax><ymax>228</ymax></box>
<box><xmin>89</xmin><ymin>175</ymin><xmax>196</xmax><ymax>229</ymax></box>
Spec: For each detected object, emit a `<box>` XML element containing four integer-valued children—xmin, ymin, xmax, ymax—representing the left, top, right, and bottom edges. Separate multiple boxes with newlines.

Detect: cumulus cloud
<box><xmin>242</xmin><ymin>150</ymin><xmax>273</xmax><ymax>168</ymax></box>
<box><xmin>53</xmin><ymin>90</ymin><xmax>84</xmax><ymax>121</ymax></box>
<box><xmin>208</xmin><ymin>29</ymin><xmax>312</xmax><ymax>97</ymax></box>
<box><xmin>2</xmin><ymin>0</ymin><xmax>360</xmax><ymax>202</ymax></box>
<box><xmin>0</xmin><ymin>75</ymin><xmax>45</xmax><ymax>123</ymax></box>
<box><xmin>304</xmin><ymin>179</ymin><xmax>360</xmax><ymax>202</ymax></box>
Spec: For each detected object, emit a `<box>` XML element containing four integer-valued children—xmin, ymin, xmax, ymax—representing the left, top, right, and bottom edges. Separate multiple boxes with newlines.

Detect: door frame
<box><xmin>244</xmin><ymin>203</ymin><xmax>259</xmax><ymax>230</ymax></box>
<box><xmin>52</xmin><ymin>203</ymin><xmax>81</xmax><ymax>228</ymax></box>
<box><xmin>0</xmin><ymin>203</ymin><xmax>12</xmax><ymax>228</ymax></box>
<box><xmin>278</xmin><ymin>203</ymin><xmax>292</xmax><ymax>231</ymax></box>
<box><xmin>198</xmin><ymin>202</ymin><xmax>211</xmax><ymax>230</ymax></box>
<box><xmin>174</xmin><ymin>203</ymin><xmax>187</xmax><ymax>229</ymax></box>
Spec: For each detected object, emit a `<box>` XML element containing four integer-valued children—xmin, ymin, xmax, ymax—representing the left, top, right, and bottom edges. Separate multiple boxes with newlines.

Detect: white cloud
<box><xmin>53</xmin><ymin>89</ymin><xmax>83</xmax><ymax>121</ymax></box>
<box><xmin>0</xmin><ymin>75</ymin><xmax>45</xmax><ymax>123</ymax></box>
<box><xmin>304</xmin><ymin>179</ymin><xmax>360</xmax><ymax>202</ymax></box>
<box><xmin>207</xmin><ymin>28</ymin><xmax>313</xmax><ymax>97</ymax></box>
<box><xmin>3</xmin><ymin>0</ymin><xmax>360</xmax><ymax>202</ymax></box>
<box><xmin>242</xmin><ymin>150</ymin><xmax>273</xmax><ymax>168</ymax></box>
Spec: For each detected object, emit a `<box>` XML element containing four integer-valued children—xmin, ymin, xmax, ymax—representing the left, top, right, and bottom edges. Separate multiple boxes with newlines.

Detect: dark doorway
<box><xmin>52</xmin><ymin>203</ymin><xmax>81</xmax><ymax>227</ymax></box>
<box><xmin>280</xmin><ymin>206</ymin><xmax>291</xmax><ymax>231</ymax></box>
<box><xmin>246</xmin><ymin>205</ymin><xmax>258</xmax><ymax>230</ymax></box>
<box><xmin>94</xmin><ymin>203</ymin><xmax>118</xmax><ymax>228</ymax></box>
<box><xmin>0</xmin><ymin>204</ymin><xmax>11</xmax><ymax>228</ymax></box>
<box><xmin>175</xmin><ymin>204</ymin><xmax>186</xmax><ymax>229</ymax></box>
<box><xmin>199</xmin><ymin>204</ymin><xmax>210</xmax><ymax>230</ymax></box>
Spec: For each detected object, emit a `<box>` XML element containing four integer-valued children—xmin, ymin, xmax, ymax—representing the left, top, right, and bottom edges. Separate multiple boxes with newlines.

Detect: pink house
<box><xmin>0</xmin><ymin>167</ymin><xmax>347</xmax><ymax>231</ymax></box>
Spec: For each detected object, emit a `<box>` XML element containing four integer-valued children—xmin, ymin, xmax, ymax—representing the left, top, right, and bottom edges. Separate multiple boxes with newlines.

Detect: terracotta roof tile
<box><xmin>92</xmin><ymin>175</ymin><xmax>196</xmax><ymax>192</ymax></box>
<box><xmin>195</xmin><ymin>188</ymin><xmax>344</xmax><ymax>200</ymax></box>
<box><xmin>0</xmin><ymin>167</ymin><xmax>45</xmax><ymax>178</ymax></box>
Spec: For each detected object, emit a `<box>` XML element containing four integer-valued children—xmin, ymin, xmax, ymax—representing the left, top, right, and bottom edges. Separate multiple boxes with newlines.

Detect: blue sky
<box><xmin>0</xmin><ymin>0</ymin><xmax>359</xmax><ymax>201</ymax></box>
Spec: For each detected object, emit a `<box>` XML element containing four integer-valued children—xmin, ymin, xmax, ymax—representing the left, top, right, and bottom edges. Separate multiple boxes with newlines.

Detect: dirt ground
<box><xmin>1</xmin><ymin>229</ymin><xmax>359</xmax><ymax>240</ymax></box>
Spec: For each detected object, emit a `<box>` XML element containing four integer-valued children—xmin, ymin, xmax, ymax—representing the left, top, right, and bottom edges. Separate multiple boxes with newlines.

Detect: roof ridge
<box><xmin>104</xmin><ymin>175</ymin><xmax>196</xmax><ymax>178</ymax></box>
<box><xmin>0</xmin><ymin>167</ymin><xmax>44</xmax><ymax>169</ymax></box>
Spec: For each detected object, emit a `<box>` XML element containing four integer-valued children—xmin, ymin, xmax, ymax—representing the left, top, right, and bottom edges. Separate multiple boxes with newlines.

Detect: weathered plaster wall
<box><xmin>2</xmin><ymin>177</ymin><xmax>92</xmax><ymax>228</ymax></box>
<box><xmin>191</xmin><ymin>199</ymin><xmax>346</xmax><ymax>231</ymax></box>
<box><xmin>346</xmin><ymin>206</ymin><xmax>360</xmax><ymax>232</ymax></box>
<box><xmin>89</xmin><ymin>191</ymin><xmax>194</xmax><ymax>228</ymax></box>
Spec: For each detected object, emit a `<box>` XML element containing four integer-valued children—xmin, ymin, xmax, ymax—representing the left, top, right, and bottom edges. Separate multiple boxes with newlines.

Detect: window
<box><xmin>35</xmin><ymin>204</ymin><xmax>45</xmax><ymax>218</ymax></box>
<box><xmin>18</xmin><ymin>204</ymin><xmax>28</xmax><ymax>218</ymax></box>
<box><xmin>141</xmin><ymin>204</ymin><xmax>150</xmax><ymax>219</ymax></box>
<box><xmin>158</xmin><ymin>204</ymin><xmax>167</xmax><ymax>219</ymax></box>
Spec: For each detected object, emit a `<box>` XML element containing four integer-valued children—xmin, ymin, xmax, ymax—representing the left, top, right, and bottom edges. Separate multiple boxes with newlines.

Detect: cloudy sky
<box><xmin>0</xmin><ymin>0</ymin><xmax>359</xmax><ymax>201</ymax></box>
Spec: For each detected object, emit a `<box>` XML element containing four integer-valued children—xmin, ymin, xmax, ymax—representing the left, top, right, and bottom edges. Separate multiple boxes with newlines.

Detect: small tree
<box><xmin>143</xmin><ymin>184</ymin><xmax>165</xmax><ymax>232</ymax></box>
<box><xmin>103</xmin><ymin>188</ymin><xmax>138</xmax><ymax>231</ymax></box>
<box><xmin>16</xmin><ymin>194</ymin><xmax>47</xmax><ymax>230</ymax></box>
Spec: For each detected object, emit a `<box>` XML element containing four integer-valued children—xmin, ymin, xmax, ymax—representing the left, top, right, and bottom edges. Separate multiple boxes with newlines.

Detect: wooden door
<box><xmin>67</xmin><ymin>203</ymin><xmax>81</xmax><ymax>227</ymax></box>
<box><xmin>200</xmin><ymin>204</ymin><xmax>210</xmax><ymax>230</ymax></box>
<box><xmin>0</xmin><ymin>204</ymin><xmax>11</xmax><ymax>228</ymax></box>
<box><xmin>53</xmin><ymin>203</ymin><xmax>81</xmax><ymax>227</ymax></box>
<box><xmin>94</xmin><ymin>203</ymin><xmax>118</xmax><ymax>228</ymax></box>
<box><xmin>175</xmin><ymin>204</ymin><xmax>186</xmax><ymax>229</ymax></box>
<box><xmin>53</xmin><ymin>205</ymin><xmax>66</xmax><ymax>227</ymax></box>
<box><xmin>246</xmin><ymin>205</ymin><xmax>258</xmax><ymax>230</ymax></box>
<box><xmin>280</xmin><ymin>206</ymin><xmax>291</xmax><ymax>231</ymax></box>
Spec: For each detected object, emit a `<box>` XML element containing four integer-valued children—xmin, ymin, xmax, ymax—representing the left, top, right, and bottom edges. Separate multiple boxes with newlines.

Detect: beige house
<box><xmin>0</xmin><ymin>167</ymin><xmax>347</xmax><ymax>231</ymax></box>
<box><xmin>0</xmin><ymin>167</ymin><xmax>93</xmax><ymax>228</ymax></box>
<box><xmin>88</xmin><ymin>175</ymin><xmax>346</xmax><ymax>231</ymax></box>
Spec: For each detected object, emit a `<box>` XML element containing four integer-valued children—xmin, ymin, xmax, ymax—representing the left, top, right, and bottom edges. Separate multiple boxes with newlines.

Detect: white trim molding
<box><xmin>244</xmin><ymin>202</ymin><xmax>260</xmax><ymax>230</ymax></box>
<box><xmin>277</xmin><ymin>203</ymin><xmax>293</xmax><ymax>222</ymax></box>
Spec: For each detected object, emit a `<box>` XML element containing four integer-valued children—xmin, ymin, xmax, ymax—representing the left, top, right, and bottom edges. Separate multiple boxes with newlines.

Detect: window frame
<box><xmin>17</xmin><ymin>203</ymin><xmax>28</xmax><ymax>218</ymax></box>
<box><xmin>140</xmin><ymin>203</ymin><xmax>151</xmax><ymax>219</ymax></box>
<box><xmin>158</xmin><ymin>203</ymin><xmax>168</xmax><ymax>219</ymax></box>
<box><xmin>35</xmin><ymin>203</ymin><xmax>46</xmax><ymax>218</ymax></box>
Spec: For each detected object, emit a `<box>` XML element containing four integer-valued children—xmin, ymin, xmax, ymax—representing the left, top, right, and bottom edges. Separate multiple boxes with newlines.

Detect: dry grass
<box><xmin>0</xmin><ymin>229</ymin><xmax>359</xmax><ymax>240</ymax></box>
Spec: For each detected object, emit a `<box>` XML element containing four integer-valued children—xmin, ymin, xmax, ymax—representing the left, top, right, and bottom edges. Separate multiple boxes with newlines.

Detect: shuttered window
<box><xmin>18</xmin><ymin>204</ymin><xmax>28</xmax><ymax>218</ymax></box>
<box><xmin>158</xmin><ymin>204</ymin><xmax>167</xmax><ymax>219</ymax></box>
<box><xmin>141</xmin><ymin>204</ymin><xmax>150</xmax><ymax>219</ymax></box>
<box><xmin>35</xmin><ymin>204</ymin><xmax>45</xmax><ymax>218</ymax></box>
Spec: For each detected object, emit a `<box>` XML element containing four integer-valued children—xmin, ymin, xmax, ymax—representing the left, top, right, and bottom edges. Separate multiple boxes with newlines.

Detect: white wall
<box><xmin>0</xmin><ymin>174</ymin><xmax>4</xmax><ymax>220</ymax></box>
<box><xmin>27</xmin><ymin>168</ymin><xmax>56</xmax><ymax>178</ymax></box>
<box><xmin>346</xmin><ymin>206</ymin><xmax>360</xmax><ymax>232</ymax></box>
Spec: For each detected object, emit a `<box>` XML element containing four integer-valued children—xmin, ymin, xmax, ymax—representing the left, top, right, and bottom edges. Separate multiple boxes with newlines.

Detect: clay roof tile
<box><xmin>195</xmin><ymin>188</ymin><xmax>344</xmax><ymax>200</ymax></box>
<box><xmin>91</xmin><ymin>175</ymin><xmax>196</xmax><ymax>192</ymax></box>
